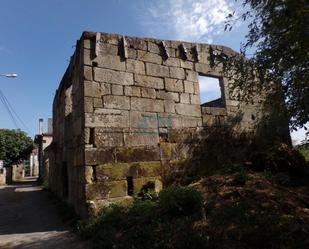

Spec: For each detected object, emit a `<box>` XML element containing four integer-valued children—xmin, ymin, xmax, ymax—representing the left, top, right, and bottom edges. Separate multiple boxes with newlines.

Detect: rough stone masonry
<box><xmin>49</xmin><ymin>31</ymin><xmax>290</xmax><ymax>217</ymax></box>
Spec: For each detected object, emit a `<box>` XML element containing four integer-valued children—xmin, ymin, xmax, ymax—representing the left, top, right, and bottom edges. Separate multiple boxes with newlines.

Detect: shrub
<box><xmin>158</xmin><ymin>185</ymin><xmax>203</xmax><ymax>218</ymax></box>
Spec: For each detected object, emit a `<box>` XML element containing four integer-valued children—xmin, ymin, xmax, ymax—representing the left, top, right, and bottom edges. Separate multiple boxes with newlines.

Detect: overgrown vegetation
<box><xmin>77</xmin><ymin>186</ymin><xmax>205</xmax><ymax>249</ymax></box>
<box><xmin>296</xmin><ymin>142</ymin><xmax>309</xmax><ymax>162</ymax></box>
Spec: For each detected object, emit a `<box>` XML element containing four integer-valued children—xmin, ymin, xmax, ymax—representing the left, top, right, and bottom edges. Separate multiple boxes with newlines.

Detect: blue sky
<box><xmin>0</xmin><ymin>0</ymin><xmax>306</xmax><ymax>144</ymax></box>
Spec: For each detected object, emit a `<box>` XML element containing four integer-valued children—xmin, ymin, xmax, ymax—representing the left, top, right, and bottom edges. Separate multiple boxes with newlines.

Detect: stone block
<box><xmin>202</xmin><ymin>114</ymin><xmax>216</xmax><ymax>127</ymax></box>
<box><xmin>127</xmin><ymin>48</ymin><xmax>137</xmax><ymax>59</ymax></box>
<box><xmin>156</xmin><ymin>90</ymin><xmax>179</xmax><ymax>102</ymax></box>
<box><xmin>141</xmin><ymin>87</ymin><xmax>156</xmax><ymax>99</ymax></box>
<box><xmin>165</xmin><ymin>78</ymin><xmax>184</xmax><ymax>92</ymax></box>
<box><xmin>164</xmin><ymin>100</ymin><xmax>176</xmax><ymax>113</ymax></box>
<box><xmin>131</xmin><ymin>97</ymin><xmax>164</xmax><ymax>112</ymax></box>
<box><xmin>85</xmin><ymin>166</ymin><xmax>94</xmax><ymax>184</ymax></box>
<box><xmin>101</xmin><ymin>83</ymin><xmax>111</xmax><ymax>95</ymax></box>
<box><xmin>134</xmin><ymin>74</ymin><xmax>164</xmax><ymax>89</ymax></box>
<box><xmin>84</xmin><ymin>148</ymin><xmax>115</xmax><ymax>165</ymax></box>
<box><xmin>93</xmin><ymin>98</ymin><xmax>103</xmax><ymax>108</ymax></box>
<box><xmin>148</xmin><ymin>42</ymin><xmax>160</xmax><ymax>54</ymax></box>
<box><xmin>195</xmin><ymin>63</ymin><xmax>212</xmax><ymax>75</ymax></box>
<box><xmin>163</xmin><ymin>58</ymin><xmax>181</xmax><ymax>67</ymax></box>
<box><xmin>170</xmin><ymin>67</ymin><xmax>185</xmax><ymax>79</ymax></box>
<box><xmin>130</xmin><ymin>111</ymin><xmax>158</xmax><ymax>129</ymax></box>
<box><xmin>103</xmin><ymin>95</ymin><xmax>130</xmax><ymax>110</ymax></box>
<box><xmin>124</xmin><ymin>86</ymin><xmax>141</xmax><ymax>97</ymax></box>
<box><xmin>126</xmin><ymin>37</ymin><xmax>147</xmax><ymax>50</ymax></box>
<box><xmin>175</xmin><ymin>103</ymin><xmax>201</xmax><ymax>117</ymax></box>
<box><xmin>94</xmin><ymin>68</ymin><xmax>133</xmax><ymax>85</ymax></box>
<box><xmin>85</xmin><ymin>110</ymin><xmax>129</xmax><ymax>128</ymax></box>
<box><xmin>84</xmin><ymin>97</ymin><xmax>94</xmax><ymax>113</ymax></box>
<box><xmin>124</xmin><ymin>130</ymin><xmax>159</xmax><ymax>146</ymax></box>
<box><xmin>84</xmin><ymin>66</ymin><xmax>92</xmax><ymax>81</ymax></box>
<box><xmin>116</xmin><ymin>146</ymin><xmax>161</xmax><ymax>163</ymax></box>
<box><xmin>185</xmin><ymin>70</ymin><xmax>198</xmax><ymax>82</ymax></box>
<box><xmin>182</xmin><ymin>117</ymin><xmax>202</xmax><ymax>127</ymax></box>
<box><xmin>96</xmin><ymin>161</ymin><xmax>161</xmax><ymax>181</ymax></box>
<box><xmin>126</xmin><ymin>59</ymin><xmax>145</xmax><ymax>74</ymax></box>
<box><xmin>180</xmin><ymin>60</ymin><xmax>194</xmax><ymax>69</ymax></box>
<box><xmin>111</xmin><ymin>84</ymin><xmax>123</xmax><ymax>95</ymax></box>
<box><xmin>190</xmin><ymin>94</ymin><xmax>200</xmax><ymax>105</ymax></box>
<box><xmin>94</xmin><ymin>129</ymin><xmax>124</xmax><ymax>147</ymax></box>
<box><xmin>137</xmin><ymin>51</ymin><xmax>162</xmax><ymax>64</ymax></box>
<box><xmin>84</xmin><ymin>81</ymin><xmax>101</xmax><ymax>98</ymax></box>
<box><xmin>146</xmin><ymin>63</ymin><xmax>169</xmax><ymax>77</ymax></box>
<box><xmin>96</xmin><ymin>55</ymin><xmax>126</xmax><ymax>71</ymax></box>
<box><xmin>183</xmin><ymin>80</ymin><xmax>195</xmax><ymax>94</ymax></box>
<box><xmin>180</xmin><ymin>93</ymin><xmax>190</xmax><ymax>104</ymax></box>
<box><xmin>158</xmin><ymin>113</ymin><xmax>183</xmax><ymax>128</ymax></box>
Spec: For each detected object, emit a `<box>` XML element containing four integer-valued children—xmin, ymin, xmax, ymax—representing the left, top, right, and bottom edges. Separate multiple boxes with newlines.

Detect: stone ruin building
<box><xmin>48</xmin><ymin>31</ymin><xmax>290</xmax><ymax>217</ymax></box>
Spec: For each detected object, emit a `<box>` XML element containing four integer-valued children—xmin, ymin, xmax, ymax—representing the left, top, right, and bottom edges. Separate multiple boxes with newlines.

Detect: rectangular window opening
<box><xmin>198</xmin><ymin>75</ymin><xmax>225</xmax><ymax>108</ymax></box>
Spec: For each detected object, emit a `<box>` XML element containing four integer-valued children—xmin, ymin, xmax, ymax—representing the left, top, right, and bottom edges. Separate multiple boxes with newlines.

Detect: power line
<box><xmin>0</xmin><ymin>91</ymin><xmax>19</xmax><ymax>129</ymax></box>
<box><xmin>0</xmin><ymin>90</ymin><xmax>32</xmax><ymax>134</ymax></box>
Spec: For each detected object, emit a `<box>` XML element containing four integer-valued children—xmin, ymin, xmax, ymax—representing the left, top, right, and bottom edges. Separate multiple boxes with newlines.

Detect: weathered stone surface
<box><xmin>124</xmin><ymin>86</ymin><xmax>141</xmax><ymax>97</ymax></box>
<box><xmin>147</xmin><ymin>42</ymin><xmax>160</xmax><ymax>54</ymax></box>
<box><xmin>96</xmin><ymin>55</ymin><xmax>126</xmax><ymax>71</ymax></box>
<box><xmin>93</xmin><ymin>98</ymin><xmax>103</xmax><ymax>108</ymax></box>
<box><xmin>146</xmin><ymin>63</ymin><xmax>169</xmax><ymax>77</ymax></box>
<box><xmin>185</xmin><ymin>70</ymin><xmax>198</xmax><ymax>82</ymax></box>
<box><xmin>165</xmin><ymin>78</ymin><xmax>184</xmax><ymax>92</ymax></box>
<box><xmin>141</xmin><ymin>87</ymin><xmax>156</xmax><ymax>99</ymax></box>
<box><xmin>103</xmin><ymin>95</ymin><xmax>130</xmax><ymax>110</ymax></box>
<box><xmin>94</xmin><ymin>68</ymin><xmax>133</xmax><ymax>85</ymax></box>
<box><xmin>126</xmin><ymin>59</ymin><xmax>145</xmax><ymax>74</ymax></box>
<box><xmin>180</xmin><ymin>93</ymin><xmax>190</xmax><ymax>104</ymax></box>
<box><xmin>111</xmin><ymin>84</ymin><xmax>123</xmax><ymax>95</ymax></box>
<box><xmin>101</xmin><ymin>83</ymin><xmax>111</xmax><ymax>95</ymax></box>
<box><xmin>85</xmin><ymin>148</ymin><xmax>115</xmax><ymax>165</ymax></box>
<box><xmin>84</xmin><ymin>81</ymin><xmax>101</xmax><ymax>98</ymax></box>
<box><xmin>195</xmin><ymin>63</ymin><xmax>212</xmax><ymax>74</ymax></box>
<box><xmin>85</xmin><ymin>110</ymin><xmax>129</xmax><ymax>128</ymax></box>
<box><xmin>124</xmin><ymin>130</ymin><xmax>159</xmax><ymax>146</ymax></box>
<box><xmin>180</xmin><ymin>60</ymin><xmax>194</xmax><ymax>69</ymax></box>
<box><xmin>190</xmin><ymin>94</ymin><xmax>200</xmax><ymax>105</ymax></box>
<box><xmin>95</xmin><ymin>161</ymin><xmax>161</xmax><ymax>181</ymax></box>
<box><xmin>137</xmin><ymin>51</ymin><xmax>162</xmax><ymax>64</ymax></box>
<box><xmin>156</xmin><ymin>90</ymin><xmax>179</xmax><ymax>102</ymax></box>
<box><xmin>116</xmin><ymin>146</ymin><xmax>160</xmax><ymax>162</ymax></box>
<box><xmin>94</xmin><ymin>129</ymin><xmax>124</xmax><ymax>147</ymax></box>
<box><xmin>84</xmin><ymin>66</ymin><xmax>92</xmax><ymax>80</ymax></box>
<box><xmin>170</xmin><ymin>67</ymin><xmax>185</xmax><ymax>79</ymax></box>
<box><xmin>131</xmin><ymin>97</ymin><xmax>164</xmax><ymax>112</ymax></box>
<box><xmin>130</xmin><ymin>111</ymin><xmax>158</xmax><ymax>129</ymax></box>
<box><xmin>163</xmin><ymin>58</ymin><xmax>181</xmax><ymax>67</ymax></box>
<box><xmin>184</xmin><ymin>80</ymin><xmax>195</xmax><ymax>94</ymax></box>
<box><xmin>84</xmin><ymin>97</ymin><xmax>94</xmax><ymax>112</ymax></box>
<box><xmin>158</xmin><ymin>113</ymin><xmax>183</xmax><ymax>128</ymax></box>
<box><xmin>164</xmin><ymin>100</ymin><xmax>176</xmax><ymax>113</ymax></box>
<box><xmin>134</xmin><ymin>74</ymin><xmax>164</xmax><ymax>89</ymax></box>
<box><xmin>175</xmin><ymin>103</ymin><xmax>201</xmax><ymax>117</ymax></box>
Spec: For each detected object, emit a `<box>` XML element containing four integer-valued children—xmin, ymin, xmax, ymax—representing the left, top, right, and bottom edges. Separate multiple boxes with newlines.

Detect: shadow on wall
<box><xmin>159</xmin><ymin>91</ymin><xmax>292</xmax><ymax>186</ymax></box>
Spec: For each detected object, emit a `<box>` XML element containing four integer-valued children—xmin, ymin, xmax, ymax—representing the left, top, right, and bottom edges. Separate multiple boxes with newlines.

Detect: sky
<box><xmin>0</xmin><ymin>0</ymin><xmax>306</xmax><ymax>144</ymax></box>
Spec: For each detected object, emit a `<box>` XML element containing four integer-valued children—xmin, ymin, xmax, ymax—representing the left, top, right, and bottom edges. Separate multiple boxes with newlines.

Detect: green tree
<box><xmin>0</xmin><ymin>129</ymin><xmax>33</xmax><ymax>165</ymax></box>
<box><xmin>225</xmin><ymin>0</ymin><xmax>308</xmax><ymax>131</ymax></box>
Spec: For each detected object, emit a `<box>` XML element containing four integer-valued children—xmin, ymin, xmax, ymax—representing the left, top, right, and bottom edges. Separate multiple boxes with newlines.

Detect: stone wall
<box><xmin>49</xmin><ymin>31</ymin><xmax>290</xmax><ymax>217</ymax></box>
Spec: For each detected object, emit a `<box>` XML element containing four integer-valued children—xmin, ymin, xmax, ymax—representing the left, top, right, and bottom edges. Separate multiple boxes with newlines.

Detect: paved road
<box><xmin>0</xmin><ymin>178</ymin><xmax>89</xmax><ymax>249</ymax></box>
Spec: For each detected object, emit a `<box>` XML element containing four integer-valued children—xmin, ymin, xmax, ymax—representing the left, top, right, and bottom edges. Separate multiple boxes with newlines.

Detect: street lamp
<box><xmin>0</xmin><ymin>73</ymin><xmax>17</xmax><ymax>78</ymax></box>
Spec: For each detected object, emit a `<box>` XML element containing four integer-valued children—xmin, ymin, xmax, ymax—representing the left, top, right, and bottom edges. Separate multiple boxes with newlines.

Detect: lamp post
<box><xmin>0</xmin><ymin>73</ymin><xmax>17</xmax><ymax>78</ymax></box>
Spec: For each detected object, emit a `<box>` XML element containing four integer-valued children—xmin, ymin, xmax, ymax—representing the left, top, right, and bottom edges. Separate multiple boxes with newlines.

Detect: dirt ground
<box><xmin>0</xmin><ymin>178</ymin><xmax>89</xmax><ymax>249</ymax></box>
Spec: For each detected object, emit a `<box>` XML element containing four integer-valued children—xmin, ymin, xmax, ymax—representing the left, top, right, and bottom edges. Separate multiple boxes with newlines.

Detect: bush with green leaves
<box><xmin>77</xmin><ymin>186</ymin><xmax>205</xmax><ymax>249</ymax></box>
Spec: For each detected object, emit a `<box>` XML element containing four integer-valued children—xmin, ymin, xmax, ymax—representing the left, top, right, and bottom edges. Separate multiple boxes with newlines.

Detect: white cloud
<box><xmin>141</xmin><ymin>0</ymin><xmax>235</xmax><ymax>42</ymax></box>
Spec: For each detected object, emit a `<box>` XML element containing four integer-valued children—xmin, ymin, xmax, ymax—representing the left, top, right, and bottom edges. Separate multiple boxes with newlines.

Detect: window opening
<box><xmin>127</xmin><ymin>176</ymin><xmax>134</xmax><ymax>196</ymax></box>
<box><xmin>198</xmin><ymin>75</ymin><xmax>224</xmax><ymax>107</ymax></box>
